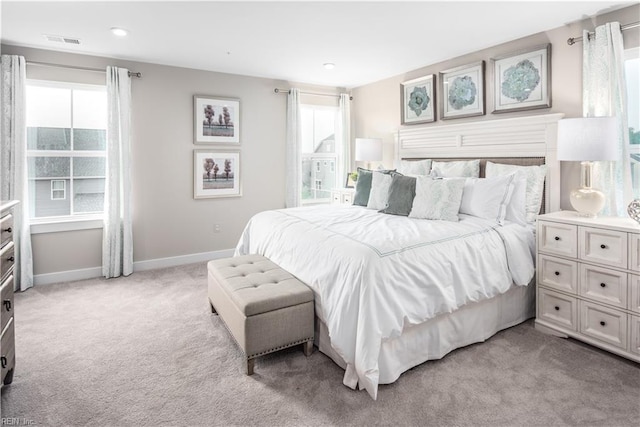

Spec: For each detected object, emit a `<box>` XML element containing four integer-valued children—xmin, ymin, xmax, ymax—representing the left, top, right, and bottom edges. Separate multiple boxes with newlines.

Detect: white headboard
<box><xmin>395</xmin><ymin>113</ymin><xmax>564</xmax><ymax>213</ymax></box>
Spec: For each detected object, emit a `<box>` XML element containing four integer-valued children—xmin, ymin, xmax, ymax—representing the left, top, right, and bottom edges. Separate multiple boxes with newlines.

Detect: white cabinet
<box><xmin>536</xmin><ymin>211</ymin><xmax>640</xmax><ymax>363</ymax></box>
<box><xmin>331</xmin><ymin>188</ymin><xmax>355</xmax><ymax>205</ymax></box>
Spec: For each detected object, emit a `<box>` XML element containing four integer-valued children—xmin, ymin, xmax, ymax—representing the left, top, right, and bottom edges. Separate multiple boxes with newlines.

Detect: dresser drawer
<box><xmin>579</xmin><ymin>300</ymin><xmax>627</xmax><ymax>349</ymax></box>
<box><xmin>539</xmin><ymin>255</ymin><xmax>577</xmax><ymax>293</ymax></box>
<box><xmin>1</xmin><ymin>317</ymin><xmax>15</xmax><ymax>384</ymax></box>
<box><xmin>538</xmin><ymin>288</ymin><xmax>577</xmax><ymax>331</ymax></box>
<box><xmin>579</xmin><ymin>226</ymin><xmax>627</xmax><ymax>269</ymax></box>
<box><xmin>342</xmin><ymin>193</ymin><xmax>353</xmax><ymax>204</ymax></box>
<box><xmin>631</xmin><ymin>233</ymin><xmax>640</xmax><ymax>272</ymax></box>
<box><xmin>631</xmin><ymin>315</ymin><xmax>640</xmax><ymax>355</ymax></box>
<box><xmin>0</xmin><ymin>274</ymin><xmax>13</xmax><ymax>333</ymax></box>
<box><xmin>0</xmin><ymin>241</ymin><xmax>15</xmax><ymax>282</ymax></box>
<box><xmin>579</xmin><ymin>264</ymin><xmax>627</xmax><ymax>309</ymax></box>
<box><xmin>538</xmin><ymin>222</ymin><xmax>577</xmax><ymax>257</ymax></box>
<box><xmin>331</xmin><ymin>192</ymin><xmax>341</xmax><ymax>204</ymax></box>
<box><xmin>631</xmin><ymin>274</ymin><xmax>640</xmax><ymax>314</ymax></box>
<box><xmin>0</xmin><ymin>214</ymin><xmax>13</xmax><ymax>249</ymax></box>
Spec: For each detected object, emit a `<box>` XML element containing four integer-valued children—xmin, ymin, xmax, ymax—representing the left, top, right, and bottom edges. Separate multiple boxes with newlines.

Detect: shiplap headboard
<box><xmin>395</xmin><ymin>113</ymin><xmax>564</xmax><ymax>213</ymax></box>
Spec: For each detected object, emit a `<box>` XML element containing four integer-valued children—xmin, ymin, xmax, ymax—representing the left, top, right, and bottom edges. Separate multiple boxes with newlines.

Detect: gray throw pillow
<box><xmin>353</xmin><ymin>167</ymin><xmax>373</xmax><ymax>206</ymax></box>
<box><xmin>380</xmin><ymin>175</ymin><xmax>417</xmax><ymax>216</ymax></box>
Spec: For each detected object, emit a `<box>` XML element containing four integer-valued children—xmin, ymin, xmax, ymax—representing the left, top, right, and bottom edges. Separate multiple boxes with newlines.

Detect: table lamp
<box><xmin>355</xmin><ymin>138</ymin><xmax>383</xmax><ymax>170</ymax></box>
<box><xmin>557</xmin><ymin>117</ymin><xmax>618</xmax><ymax>218</ymax></box>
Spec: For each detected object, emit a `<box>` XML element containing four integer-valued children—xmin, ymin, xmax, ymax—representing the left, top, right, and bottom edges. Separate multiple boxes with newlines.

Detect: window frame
<box><xmin>26</xmin><ymin>79</ymin><xmax>107</xmax><ymax>232</ymax></box>
<box><xmin>50</xmin><ymin>179</ymin><xmax>66</xmax><ymax>200</ymax></box>
<box><xmin>625</xmin><ymin>47</ymin><xmax>639</xmax><ymax>199</ymax></box>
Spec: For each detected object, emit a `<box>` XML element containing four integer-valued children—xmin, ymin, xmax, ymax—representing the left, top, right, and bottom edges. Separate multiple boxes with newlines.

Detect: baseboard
<box><xmin>32</xmin><ymin>248</ymin><xmax>235</xmax><ymax>286</ymax></box>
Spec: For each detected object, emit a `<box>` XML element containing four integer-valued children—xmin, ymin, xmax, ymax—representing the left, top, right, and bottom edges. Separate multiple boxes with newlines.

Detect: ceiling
<box><xmin>1</xmin><ymin>1</ymin><xmax>633</xmax><ymax>89</ymax></box>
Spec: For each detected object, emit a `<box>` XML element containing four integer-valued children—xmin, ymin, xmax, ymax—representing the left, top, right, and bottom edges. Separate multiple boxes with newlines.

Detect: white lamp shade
<box><xmin>557</xmin><ymin>117</ymin><xmax>618</xmax><ymax>161</ymax></box>
<box><xmin>355</xmin><ymin>138</ymin><xmax>383</xmax><ymax>162</ymax></box>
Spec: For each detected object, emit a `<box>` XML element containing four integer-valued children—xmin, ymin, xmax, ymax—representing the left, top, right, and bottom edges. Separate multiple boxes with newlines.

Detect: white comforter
<box><xmin>235</xmin><ymin>204</ymin><xmax>535</xmax><ymax>399</ymax></box>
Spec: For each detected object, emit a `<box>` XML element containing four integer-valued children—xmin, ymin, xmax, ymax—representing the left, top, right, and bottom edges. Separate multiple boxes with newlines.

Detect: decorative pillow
<box><xmin>367</xmin><ymin>171</ymin><xmax>395</xmax><ymax>210</ymax></box>
<box><xmin>459</xmin><ymin>174</ymin><xmax>516</xmax><ymax>224</ymax></box>
<box><xmin>485</xmin><ymin>161</ymin><xmax>547</xmax><ymax>223</ymax></box>
<box><xmin>353</xmin><ymin>167</ymin><xmax>373</xmax><ymax>206</ymax></box>
<box><xmin>398</xmin><ymin>159</ymin><xmax>432</xmax><ymax>176</ymax></box>
<box><xmin>431</xmin><ymin>160</ymin><xmax>480</xmax><ymax>178</ymax></box>
<box><xmin>409</xmin><ymin>177</ymin><xmax>465</xmax><ymax>222</ymax></box>
<box><xmin>380</xmin><ymin>175</ymin><xmax>417</xmax><ymax>216</ymax></box>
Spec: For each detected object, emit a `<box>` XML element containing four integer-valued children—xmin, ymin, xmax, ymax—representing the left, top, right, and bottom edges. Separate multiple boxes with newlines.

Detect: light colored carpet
<box><xmin>1</xmin><ymin>263</ymin><xmax>639</xmax><ymax>426</ymax></box>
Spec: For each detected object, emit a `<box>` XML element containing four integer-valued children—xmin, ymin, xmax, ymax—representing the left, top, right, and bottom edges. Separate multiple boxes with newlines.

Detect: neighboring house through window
<box><xmin>625</xmin><ymin>47</ymin><xmax>639</xmax><ymax>198</ymax></box>
<box><xmin>26</xmin><ymin>81</ymin><xmax>107</xmax><ymax>220</ymax></box>
<box><xmin>301</xmin><ymin>105</ymin><xmax>338</xmax><ymax>203</ymax></box>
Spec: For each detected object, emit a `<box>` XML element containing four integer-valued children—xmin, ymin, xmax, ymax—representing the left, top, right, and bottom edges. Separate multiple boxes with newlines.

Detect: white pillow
<box><xmin>504</xmin><ymin>171</ymin><xmax>528</xmax><ymax>226</ymax></box>
<box><xmin>431</xmin><ymin>160</ymin><xmax>480</xmax><ymax>178</ymax></box>
<box><xmin>459</xmin><ymin>174</ymin><xmax>516</xmax><ymax>224</ymax></box>
<box><xmin>409</xmin><ymin>177</ymin><xmax>465</xmax><ymax>222</ymax></box>
<box><xmin>398</xmin><ymin>159</ymin><xmax>432</xmax><ymax>176</ymax></box>
<box><xmin>367</xmin><ymin>171</ymin><xmax>393</xmax><ymax>210</ymax></box>
<box><xmin>485</xmin><ymin>161</ymin><xmax>547</xmax><ymax>223</ymax></box>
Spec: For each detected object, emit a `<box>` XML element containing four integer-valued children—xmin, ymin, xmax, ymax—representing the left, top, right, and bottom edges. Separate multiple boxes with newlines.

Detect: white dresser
<box><xmin>331</xmin><ymin>188</ymin><xmax>355</xmax><ymax>205</ymax></box>
<box><xmin>535</xmin><ymin>211</ymin><xmax>640</xmax><ymax>362</ymax></box>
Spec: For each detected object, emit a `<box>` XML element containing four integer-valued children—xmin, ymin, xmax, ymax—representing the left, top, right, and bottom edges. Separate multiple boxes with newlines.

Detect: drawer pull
<box><xmin>600</xmin><ymin>282</ymin><xmax>606</xmax><ymax>288</ymax></box>
<box><xmin>554</xmin><ymin>271</ymin><xmax>560</xmax><ymax>276</ymax></box>
<box><xmin>554</xmin><ymin>236</ymin><xmax>560</xmax><ymax>241</ymax></box>
<box><xmin>7</xmin><ymin>256</ymin><xmax>14</xmax><ymax>262</ymax></box>
<box><xmin>3</xmin><ymin>300</ymin><xmax>10</xmax><ymax>311</ymax></box>
<box><xmin>2</xmin><ymin>227</ymin><xmax>11</xmax><ymax>233</ymax></box>
<box><xmin>599</xmin><ymin>321</ymin><xmax>606</xmax><ymax>327</ymax></box>
<box><xmin>0</xmin><ymin>356</ymin><xmax>6</xmax><ymax>369</ymax></box>
<box><xmin>600</xmin><ymin>244</ymin><xmax>607</xmax><ymax>249</ymax></box>
<box><xmin>554</xmin><ymin>306</ymin><xmax>560</xmax><ymax>311</ymax></box>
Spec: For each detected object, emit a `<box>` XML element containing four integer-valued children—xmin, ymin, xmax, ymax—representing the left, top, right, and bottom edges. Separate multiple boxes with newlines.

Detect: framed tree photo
<box><xmin>439</xmin><ymin>61</ymin><xmax>485</xmax><ymax>120</ymax></box>
<box><xmin>401</xmin><ymin>74</ymin><xmax>436</xmax><ymax>124</ymax></box>
<box><xmin>492</xmin><ymin>44</ymin><xmax>551</xmax><ymax>113</ymax></box>
<box><xmin>194</xmin><ymin>150</ymin><xmax>241</xmax><ymax>199</ymax></box>
<box><xmin>194</xmin><ymin>95</ymin><xmax>240</xmax><ymax>144</ymax></box>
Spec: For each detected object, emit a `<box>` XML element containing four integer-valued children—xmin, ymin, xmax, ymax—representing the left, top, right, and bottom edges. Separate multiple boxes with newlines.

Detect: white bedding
<box><xmin>235</xmin><ymin>204</ymin><xmax>536</xmax><ymax>399</ymax></box>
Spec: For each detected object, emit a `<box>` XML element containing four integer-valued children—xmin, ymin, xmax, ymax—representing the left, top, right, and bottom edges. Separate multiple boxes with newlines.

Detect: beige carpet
<box><xmin>1</xmin><ymin>263</ymin><xmax>639</xmax><ymax>426</ymax></box>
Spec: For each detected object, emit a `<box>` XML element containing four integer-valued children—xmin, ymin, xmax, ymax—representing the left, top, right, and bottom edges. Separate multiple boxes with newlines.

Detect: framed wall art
<box><xmin>194</xmin><ymin>150</ymin><xmax>241</xmax><ymax>199</ymax></box>
<box><xmin>439</xmin><ymin>61</ymin><xmax>485</xmax><ymax>120</ymax></box>
<box><xmin>194</xmin><ymin>95</ymin><xmax>240</xmax><ymax>144</ymax></box>
<box><xmin>492</xmin><ymin>44</ymin><xmax>551</xmax><ymax>113</ymax></box>
<box><xmin>401</xmin><ymin>74</ymin><xmax>436</xmax><ymax>124</ymax></box>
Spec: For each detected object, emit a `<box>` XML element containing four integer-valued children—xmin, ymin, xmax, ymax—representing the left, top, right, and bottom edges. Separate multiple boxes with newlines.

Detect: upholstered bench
<box><xmin>207</xmin><ymin>254</ymin><xmax>314</xmax><ymax>375</ymax></box>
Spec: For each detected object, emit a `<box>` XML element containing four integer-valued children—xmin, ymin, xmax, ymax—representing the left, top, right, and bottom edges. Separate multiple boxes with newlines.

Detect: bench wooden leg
<box><xmin>303</xmin><ymin>340</ymin><xmax>313</xmax><ymax>357</ymax></box>
<box><xmin>246</xmin><ymin>358</ymin><xmax>255</xmax><ymax>375</ymax></box>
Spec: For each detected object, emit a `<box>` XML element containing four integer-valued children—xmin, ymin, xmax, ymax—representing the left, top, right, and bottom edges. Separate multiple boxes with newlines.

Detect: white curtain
<box><xmin>337</xmin><ymin>93</ymin><xmax>351</xmax><ymax>188</ymax></box>
<box><xmin>285</xmin><ymin>88</ymin><xmax>301</xmax><ymax>208</ymax></box>
<box><xmin>103</xmin><ymin>67</ymin><xmax>133</xmax><ymax>278</ymax></box>
<box><xmin>0</xmin><ymin>55</ymin><xmax>33</xmax><ymax>291</ymax></box>
<box><xmin>583</xmin><ymin>22</ymin><xmax>632</xmax><ymax>216</ymax></box>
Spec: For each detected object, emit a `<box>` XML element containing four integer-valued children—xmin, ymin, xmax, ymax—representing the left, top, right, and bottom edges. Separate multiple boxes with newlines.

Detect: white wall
<box><xmin>0</xmin><ymin>45</ymin><xmax>343</xmax><ymax>279</ymax></box>
<box><xmin>350</xmin><ymin>4</ymin><xmax>639</xmax><ymax>210</ymax></box>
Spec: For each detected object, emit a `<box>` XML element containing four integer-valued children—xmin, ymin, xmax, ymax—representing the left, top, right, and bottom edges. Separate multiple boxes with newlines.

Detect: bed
<box><xmin>236</xmin><ymin>113</ymin><xmax>564</xmax><ymax>399</ymax></box>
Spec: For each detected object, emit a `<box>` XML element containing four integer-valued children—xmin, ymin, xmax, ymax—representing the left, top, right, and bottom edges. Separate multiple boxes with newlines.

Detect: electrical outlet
<box><xmin>214</xmin><ymin>224</ymin><xmax>221</xmax><ymax>233</ymax></box>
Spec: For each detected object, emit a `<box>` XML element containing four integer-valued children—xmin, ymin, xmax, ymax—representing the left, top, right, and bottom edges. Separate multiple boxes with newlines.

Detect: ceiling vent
<box><xmin>43</xmin><ymin>34</ymin><xmax>81</xmax><ymax>45</ymax></box>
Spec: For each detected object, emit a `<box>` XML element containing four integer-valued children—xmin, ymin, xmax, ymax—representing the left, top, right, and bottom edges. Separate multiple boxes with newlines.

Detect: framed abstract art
<box><xmin>439</xmin><ymin>61</ymin><xmax>485</xmax><ymax>120</ymax></box>
<box><xmin>401</xmin><ymin>74</ymin><xmax>436</xmax><ymax>124</ymax></box>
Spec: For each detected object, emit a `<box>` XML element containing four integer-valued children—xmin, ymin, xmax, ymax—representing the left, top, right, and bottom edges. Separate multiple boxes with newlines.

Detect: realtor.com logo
<box><xmin>1</xmin><ymin>418</ymin><xmax>36</xmax><ymax>426</ymax></box>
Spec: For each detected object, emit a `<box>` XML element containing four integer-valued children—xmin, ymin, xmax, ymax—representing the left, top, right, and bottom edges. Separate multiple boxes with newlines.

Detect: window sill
<box><xmin>30</xmin><ymin>216</ymin><xmax>104</xmax><ymax>234</ymax></box>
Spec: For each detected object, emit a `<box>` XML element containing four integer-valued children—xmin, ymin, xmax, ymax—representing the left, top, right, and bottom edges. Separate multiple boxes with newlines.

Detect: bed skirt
<box><xmin>314</xmin><ymin>282</ymin><xmax>535</xmax><ymax>385</ymax></box>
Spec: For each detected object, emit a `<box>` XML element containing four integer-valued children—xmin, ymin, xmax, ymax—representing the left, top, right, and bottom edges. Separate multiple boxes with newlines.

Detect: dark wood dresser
<box><xmin>1</xmin><ymin>200</ymin><xmax>18</xmax><ymax>386</ymax></box>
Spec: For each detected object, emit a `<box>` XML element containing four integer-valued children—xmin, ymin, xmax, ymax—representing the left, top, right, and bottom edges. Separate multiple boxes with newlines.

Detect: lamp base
<box><xmin>570</xmin><ymin>187</ymin><xmax>606</xmax><ymax>218</ymax></box>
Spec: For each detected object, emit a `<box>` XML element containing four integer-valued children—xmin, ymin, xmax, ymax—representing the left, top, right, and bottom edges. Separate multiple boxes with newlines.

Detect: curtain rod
<box><xmin>567</xmin><ymin>21</ymin><xmax>639</xmax><ymax>45</ymax></box>
<box><xmin>26</xmin><ymin>61</ymin><xmax>142</xmax><ymax>78</ymax></box>
<box><xmin>274</xmin><ymin>88</ymin><xmax>352</xmax><ymax>101</ymax></box>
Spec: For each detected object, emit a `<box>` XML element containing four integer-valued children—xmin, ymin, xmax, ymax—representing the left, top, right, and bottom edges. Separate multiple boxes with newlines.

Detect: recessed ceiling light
<box><xmin>111</xmin><ymin>27</ymin><xmax>128</xmax><ymax>37</ymax></box>
<box><xmin>323</xmin><ymin>63</ymin><xmax>335</xmax><ymax>70</ymax></box>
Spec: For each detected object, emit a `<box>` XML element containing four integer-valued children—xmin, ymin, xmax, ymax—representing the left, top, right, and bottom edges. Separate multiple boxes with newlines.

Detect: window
<box><xmin>301</xmin><ymin>105</ymin><xmax>339</xmax><ymax>203</ymax></box>
<box><xmin>50</xmin><ymin>180</ymin><xmax>66</xmax><ymax>200</ymax></box>
<box><xmin>26</xmin><ymin>81</ymin><xmax>107</xmax><ymax>220</ymax></box>
<box><xmin>626</xmin><ymin>47</ymin><xmax>639</xmax><ymax>198</ymax></box>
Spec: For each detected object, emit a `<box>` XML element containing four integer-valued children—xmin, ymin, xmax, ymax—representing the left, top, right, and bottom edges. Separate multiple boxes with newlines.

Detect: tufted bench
<box><xmin>207</xmin><ymin>254</ymin><xmax>314</xmax><ymax>375</ymax></box>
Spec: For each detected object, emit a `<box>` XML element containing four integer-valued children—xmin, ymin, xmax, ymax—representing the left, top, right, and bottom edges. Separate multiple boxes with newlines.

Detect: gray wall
<box><xmin>350</xmin><ymin>4</ymin><xmax>640</xmax><ymax>209</ymax></box>
<box><xmin>1</xmin><ymin>44</ymin><xmax>342</xmax><ymax>276</ymax></box>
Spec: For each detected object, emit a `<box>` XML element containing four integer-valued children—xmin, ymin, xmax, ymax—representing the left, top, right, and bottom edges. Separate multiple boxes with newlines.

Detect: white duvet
<box><xmin>235</xmin><ymin>204</ymin><xmax>535</xmax><ymax>399</ymax></box>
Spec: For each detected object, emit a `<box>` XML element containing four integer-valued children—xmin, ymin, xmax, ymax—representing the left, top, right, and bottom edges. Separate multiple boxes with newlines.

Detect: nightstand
<box><xmin>535</xmin><ymin>211</ymin><xmax>640</xmax><ymax>362</ymax></box>
<box><xmin>331</xmin><ymin>188</ymin><xmax>355</xmax><ymax>205</ymax></box>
